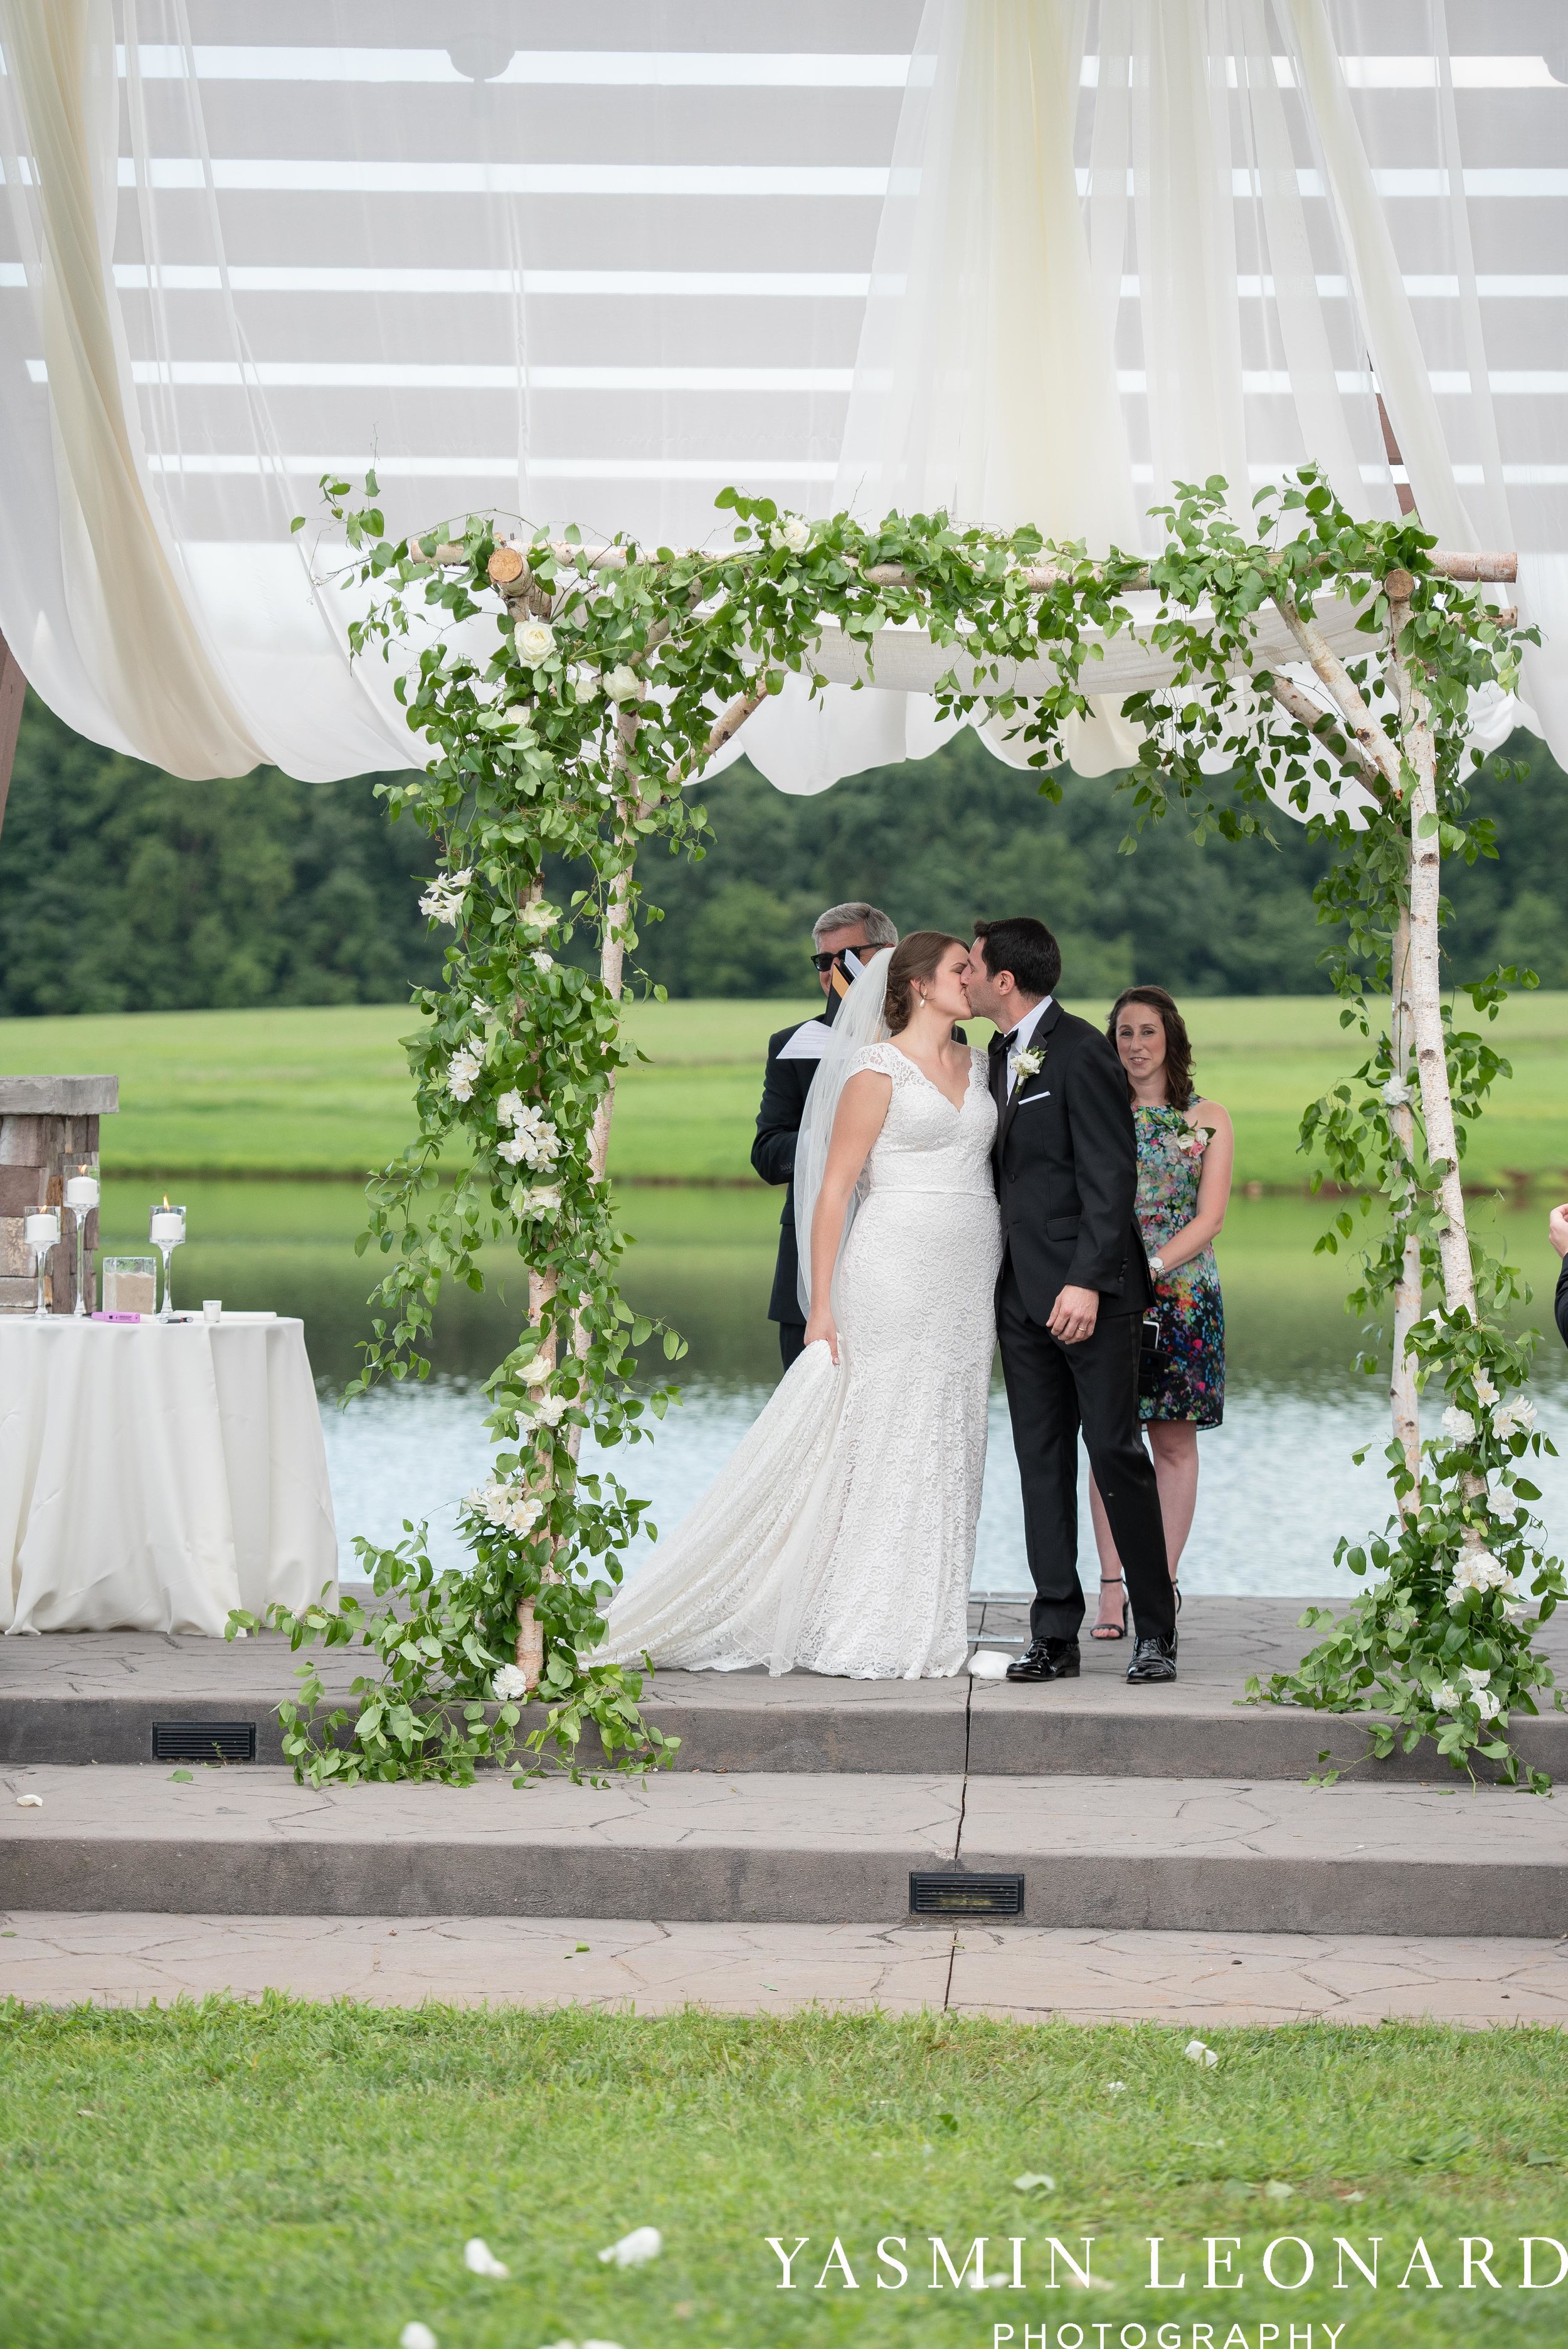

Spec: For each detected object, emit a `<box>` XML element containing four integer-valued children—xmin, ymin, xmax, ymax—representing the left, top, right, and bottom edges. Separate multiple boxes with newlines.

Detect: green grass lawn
<box><xmin>3</xmin><ymin>992</ymin><xmax>1566</xmax><ymax>1189</ymax></box>
<box><xmin>0</xmin><ymin>2005</ymin><xmax>1564</xmax><ymax>2349</ymax></box>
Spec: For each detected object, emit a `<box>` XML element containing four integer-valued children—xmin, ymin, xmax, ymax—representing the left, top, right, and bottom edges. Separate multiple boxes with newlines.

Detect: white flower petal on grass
<box><xmin>1184</xmin><ymin>2039</ymin><xmax>1219</xmax><ymax>2069</ymax></box>
<box><xmin>1104</xmin><ymin>2080</ymin><xmax>1127</xmax><ymax>2094</ymax></box>
<box><xmin>1013</xmin><ymin>2172</ymin><xmax>1056</xmax><ymax>2192</ymax></box>
<box><xmin>15</xmin><ymin>1792</ymin><xmax>43</xmax><ymax>1808</ymax></box>
<box><xmin>464</xmin><ymin>2236</ymin><xmax>510</xmax><ymax>2277</ymax></box>
<box><xmin>598</xmin><ymin>2225</ymin><xmax>662</xmax><ymax>2267</ymax></box>
<box><xmin>400</xmin><ymin>2325</ymin><xmax>438</xmax><ymax>2349</ymax></box>
<box><xmin>1264</xmin><ymin>2180</ymin><xmax>1295</xmax><ymax>2202</ymax></box>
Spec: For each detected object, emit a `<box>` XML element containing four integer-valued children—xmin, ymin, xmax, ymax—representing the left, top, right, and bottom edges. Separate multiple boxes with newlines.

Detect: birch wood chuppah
<box><xmin>226</xmin><ymin>467</ymin><xmax>1558</xmax><ymax>1800</ymax></box>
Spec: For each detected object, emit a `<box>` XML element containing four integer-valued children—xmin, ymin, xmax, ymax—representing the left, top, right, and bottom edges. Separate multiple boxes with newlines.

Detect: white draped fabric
<box><xmin>0</xmin><ymin>0</ymin><xmax>1564</xmax><ymax>790</ymax></box>
<box><xmin>0</xmin><ymin>1317</ymin><xmax>337</xmax><ymax>1634</ymax></box>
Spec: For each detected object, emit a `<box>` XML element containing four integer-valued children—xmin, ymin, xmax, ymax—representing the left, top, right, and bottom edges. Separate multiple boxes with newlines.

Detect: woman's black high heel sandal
<box><xmin>1091</xmin><ymin>1574</ymin><xmax>1128</xmax><ymax>1640</ymax></box>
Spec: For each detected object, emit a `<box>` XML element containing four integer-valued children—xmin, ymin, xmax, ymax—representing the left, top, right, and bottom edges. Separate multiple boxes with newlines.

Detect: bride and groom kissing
<box><xmin>599</xmin><ymin>915</ymin><xmax>1179</xmax><ymax>1687</ymax></box>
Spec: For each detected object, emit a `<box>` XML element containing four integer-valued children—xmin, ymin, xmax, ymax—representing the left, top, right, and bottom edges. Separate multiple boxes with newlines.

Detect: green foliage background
<box><xmin>7</xmin><ymin>692</ymin><xmax>1566</xmax><ymax>1012</ymax></box>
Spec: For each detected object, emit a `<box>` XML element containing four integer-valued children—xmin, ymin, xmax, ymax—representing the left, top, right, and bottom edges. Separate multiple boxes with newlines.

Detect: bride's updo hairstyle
<box><xmin>883</xmin><ymin>931</ymin><xmax>966</xmax><ymax>1034</ymax></box>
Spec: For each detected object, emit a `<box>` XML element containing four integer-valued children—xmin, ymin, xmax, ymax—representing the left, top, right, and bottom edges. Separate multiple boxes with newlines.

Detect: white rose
<box><xmin>1463</xmin><ymin>1665</ymin><xmax>1491</xmax><ymax>1689</ymax></box>
<box><xmin>1473</xmin><ymin>1688</ymin><xmax>1502</xmax><ymax>1722</ymax></box>
<box><xmin>603</xmin><ymin>664</ymin><xmax>643</xmax><ymax>703</ymax></box>
<box><xmin>573</xmin><ymin>668</ymin><xmax>601</xmax><ymax>702</ymax></box>
<box><xmin>1431</xmin><ymin>1682</ymin><xmax>1460</xmax><ymax>1712</ymax></box>
<box><xmin>1380</xmin><ymin>1076</ymin><xmax>1411</xmax><ymax>1108</ymax></box>
<box><xmin>531</xmin><ymin>950</ymin><xmax>554</xmax><ymax>974</ymax></box>
<box><xmin>515</xmin><ymin>619</ymin><xmax>556</xmax><ymax>664</ymax></box>
<box><xmin>522</xmin><ymin>1355</ymin><xmax>554</xmax><ymax>1386</ymax></box>
<box><xmin>1441</xmin><ymin>1405</ymin><xmax>1476</xmax><ymax>1444</ymax></box>
<box><xmin>492</xmin><ymin>1663</ymin><xmax>530</xmax><ymax>1702</ymax></box>
<box><xmin>529</xmin><ymin>1394</ymin><xmax>571</xmax><ymax>1429</ymax></box>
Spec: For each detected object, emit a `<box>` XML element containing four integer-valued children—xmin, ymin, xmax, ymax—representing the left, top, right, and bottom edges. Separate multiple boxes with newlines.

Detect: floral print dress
<box><xmin>1134</xmin><ymin>1103</ymin><xmax>1225</xmax><ymax>1428</ymax></box>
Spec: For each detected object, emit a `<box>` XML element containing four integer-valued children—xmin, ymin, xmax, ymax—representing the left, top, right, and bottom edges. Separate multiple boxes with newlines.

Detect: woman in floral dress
<box><xmin>1089</xmin><ymin>987</ymin><xmax>1234</xmax><ymax>1638</ymax></box>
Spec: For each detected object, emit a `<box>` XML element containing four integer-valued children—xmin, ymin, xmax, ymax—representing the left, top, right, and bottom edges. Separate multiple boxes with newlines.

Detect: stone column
<box><xmin>0</xmin><ymin>1076</ymin><xmax>118</xmax><ymax>1312</ymax></box>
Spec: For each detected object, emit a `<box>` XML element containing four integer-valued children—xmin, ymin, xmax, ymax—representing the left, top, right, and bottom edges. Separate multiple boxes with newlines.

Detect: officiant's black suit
<box><xmin>752</xmin><ymin>1010</ymin><xmax>833</xmax><ymax>1368</ymax></box>
<box><xmin>988</xmin><ymin>1002</ymin><xmax>1175</xmax><ymax>1646</ymax></box>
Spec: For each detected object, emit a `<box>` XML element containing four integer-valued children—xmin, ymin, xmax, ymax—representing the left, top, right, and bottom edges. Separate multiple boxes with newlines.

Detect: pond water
<box><xmin>100</xmin><ymin>1182</ymin><xmax>1568</xmax><ymax>1602</ymax></box>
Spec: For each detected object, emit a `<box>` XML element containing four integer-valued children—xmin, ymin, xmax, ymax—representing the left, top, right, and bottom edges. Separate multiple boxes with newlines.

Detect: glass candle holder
<box><xmin>64</xmin><ymin>1162</ymin><xmax>100</xmax><ymax>1319</ymax></box>
<box><xmin>149</xmin><ymin>1200</ymin><xmax>186</xmax><ymax>1320</ymax></box>
<box><xmin>23</xmin><ymin>1210</ymin><xmax>60</xmax><ymax>1318</ymax></box>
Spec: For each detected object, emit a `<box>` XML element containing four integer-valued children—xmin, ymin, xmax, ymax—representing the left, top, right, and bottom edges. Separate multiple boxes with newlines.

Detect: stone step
<box><xmin>5</xmin><ymin>1598</ymin><xmax>1565</xmax><ymax>1782</ymax></box>
<box><xmin>5</xmin><ymin>1765</ymin><xmax>1564</xmax><ymax>1935</ymax></box>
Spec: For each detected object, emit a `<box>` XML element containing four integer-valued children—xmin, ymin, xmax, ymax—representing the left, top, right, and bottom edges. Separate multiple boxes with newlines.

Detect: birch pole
<box><xmin>1388</xmin><ymin>900</ymin><xmax>1422</xmax><ymax>1490</ymax></box>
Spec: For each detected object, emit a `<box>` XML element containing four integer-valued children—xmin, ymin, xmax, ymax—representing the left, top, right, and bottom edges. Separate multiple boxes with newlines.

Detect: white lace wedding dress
<box><xmin>598</xmin><ymin>1042</ymin><xmax>1002</xmax><ymax>1678</ymax></box>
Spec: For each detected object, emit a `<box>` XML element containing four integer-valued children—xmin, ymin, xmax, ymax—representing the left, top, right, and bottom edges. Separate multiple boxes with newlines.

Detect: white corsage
<box><xmin>1010</xmin><ymin>1047</ymin><xmax>1043</xmax><ymax>1088</ymax></box>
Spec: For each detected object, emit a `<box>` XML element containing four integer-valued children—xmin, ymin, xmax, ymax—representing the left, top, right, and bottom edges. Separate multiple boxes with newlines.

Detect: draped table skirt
<box><xmin>0</xmin><ymin>1318</ymin><xmax>338</xmax><ymax>1636</ymax></box>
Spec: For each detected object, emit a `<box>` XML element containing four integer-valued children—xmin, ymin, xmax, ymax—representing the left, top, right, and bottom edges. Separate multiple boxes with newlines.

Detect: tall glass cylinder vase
<box><xmin>64</xmin><ymin>1163</ymin><xmax>100</xmax><ymax>1317</ymax></box>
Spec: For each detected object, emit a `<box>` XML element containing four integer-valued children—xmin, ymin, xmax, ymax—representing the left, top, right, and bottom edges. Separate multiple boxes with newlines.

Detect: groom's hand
<box><xmin>1047</xmin><ymin>1284</ymin><xmax>1099</xmax><ymax>1345</ymax></box>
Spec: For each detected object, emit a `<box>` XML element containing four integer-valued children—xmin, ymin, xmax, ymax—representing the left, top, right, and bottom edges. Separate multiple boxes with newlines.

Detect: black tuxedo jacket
<box><xmin>988</xmin><ymin>999</ymin><xmax>1151</xmax><ymax>1322</ymax></box>
<box><xmin>752</xmin><ymin>1011</ymin><xmax>832</xmax><ymax>1325</ymax></box>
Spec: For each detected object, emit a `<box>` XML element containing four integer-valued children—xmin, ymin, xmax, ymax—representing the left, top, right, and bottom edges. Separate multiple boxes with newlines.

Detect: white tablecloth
<box><xmin>0</xmin><ymin>1317</ymin><xmax>338</xmax><ymax>1635</ymax></box>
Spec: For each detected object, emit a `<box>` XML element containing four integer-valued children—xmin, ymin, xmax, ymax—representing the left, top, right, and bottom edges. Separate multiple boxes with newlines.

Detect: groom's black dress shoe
<box><xmin>1005</xmin><ymin>1637</ymin><xmax>1081</xmax><ymax>1683</ymax></box>
<box><xmin>1125</xmin><ymin>1633</ymin><xmax>1178</xmax><ymax>1684</ymax></box>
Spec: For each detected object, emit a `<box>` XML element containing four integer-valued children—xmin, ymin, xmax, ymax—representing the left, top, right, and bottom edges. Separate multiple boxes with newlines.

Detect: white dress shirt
<box><xmin>1003</xmin><ymin>994</ymin><xmax>1054</xmax><ymax>1087</ymax></box>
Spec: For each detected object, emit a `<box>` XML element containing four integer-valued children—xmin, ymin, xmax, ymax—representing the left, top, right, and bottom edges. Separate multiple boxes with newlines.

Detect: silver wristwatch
<box><xmin>1147</xmin><ymin>1253</ymin><xmax>1167</xmax><ymax>1279</ymax></box>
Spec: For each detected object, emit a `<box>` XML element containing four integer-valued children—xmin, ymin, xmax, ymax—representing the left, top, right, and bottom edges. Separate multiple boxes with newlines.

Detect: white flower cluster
<box><xmin>466</xmin><ymin>1480</ymin><xmax>544</xmax><ymax>1539</ymax></box>
<box><xmin>1444</xmin><ymin>1544</ymin><xmax>1519</xmax><ymax>1609</ymax></box>
<box><xmin>768</xmin><ymin>514</ymin><xmax>812</xmax><ymax>554</ymax></box>
<box><xmin>512</xmin><ymin>1184</ymin><xmax>563</xmax><ymax>1222</ymax></box>
<box><xmin>514</xmin><ymin>618</ymin><xmax>556</xmax><ymax>664</ymax></box>
<box><xmin>1433</xmin><ymin>1667</ymin><xmax>1504</xmax><ymax>1719</ymax></box>
<box><xmin>495</xmin><ymin>1093</ymin><xmax>561</xmax><ymax>1169</ymax></box>
<box><xmin>525</xmin><ymin>1392</ymin><xmax>571</xmax><ymax>1431</ymax></box>
<box><xmin>1441</xmin><ymin>1404</ymin><xmax>1476</xmax><ymax>1444</ymax></box>
<box><xmin>445</xmin><ymin>1045</ymin><xmax>484</xmax><ymax>1101</ymax></box>
<box><xmin>1380</xmin><ymin>1076</ymin><xmax>1412</xmax><ymax>1109</ymax></box>
<box><xmin>492</xmin><ymin>1663</ymin><xmax>531</xmax><ymax>1702</ymax></box>
<box><xmin>418</xmin><ymin>866</ymin><xmax>473</xmax><ymax>925</ymax></box>
<box><xmin>1493</xmin><ymin>1395</ymin><xmax>1537</xmax><ymax>1441</ymax></box>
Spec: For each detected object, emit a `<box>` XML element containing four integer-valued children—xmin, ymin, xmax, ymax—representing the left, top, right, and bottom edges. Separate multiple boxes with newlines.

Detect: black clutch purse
<box><xmin>1138</xmin><ymin>1310</ymin><xmax>1167</xmax><ymax>1396</ymax></box>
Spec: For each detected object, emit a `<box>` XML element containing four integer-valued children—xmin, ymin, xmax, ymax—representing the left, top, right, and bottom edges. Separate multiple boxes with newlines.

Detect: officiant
<box><xmin>752</xmin><ymin>901</ymin><xmax>898</xmax><ymax>1369</ymax></box>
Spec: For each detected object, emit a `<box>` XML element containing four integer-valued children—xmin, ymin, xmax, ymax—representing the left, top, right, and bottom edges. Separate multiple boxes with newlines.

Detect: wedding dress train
<box><xmin>597</xmin><ymin>1041</ymin><xmax>1002</xmax><ymax>1678</ymax></box>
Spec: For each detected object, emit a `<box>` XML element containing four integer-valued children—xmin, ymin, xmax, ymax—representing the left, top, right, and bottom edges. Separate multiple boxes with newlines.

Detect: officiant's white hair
<box><xmin>812</xmin><ymin>901</ymin><xmax>897</xmax><ymax>947</ymax></box>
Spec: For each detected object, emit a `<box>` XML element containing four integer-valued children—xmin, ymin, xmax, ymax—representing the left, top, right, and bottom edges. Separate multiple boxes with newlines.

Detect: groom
<box><xmin>964</xmin><ymin>918</ymin><xmax>1177</xmax><ymax>1685</ymax></box>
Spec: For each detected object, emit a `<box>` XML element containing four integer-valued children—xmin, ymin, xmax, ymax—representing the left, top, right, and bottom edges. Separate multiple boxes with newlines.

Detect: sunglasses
<box><xmin>810</xmin><ymin>946</ymin><xmax>870</xmax><ymax>972</ymax></box>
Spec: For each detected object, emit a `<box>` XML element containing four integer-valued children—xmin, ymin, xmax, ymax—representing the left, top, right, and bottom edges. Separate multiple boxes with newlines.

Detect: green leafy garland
<box><xmin>231</xmin><ymin>465</ymin><xmax>1560</xmax><ymax>1793</ymax></box>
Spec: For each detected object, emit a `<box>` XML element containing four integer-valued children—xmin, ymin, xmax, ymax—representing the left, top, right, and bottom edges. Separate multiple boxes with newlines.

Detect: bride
<box><xmin>596</xmin><ymin>933</ymin><xmax>1002</xmax><ymax>1679</ymax></box>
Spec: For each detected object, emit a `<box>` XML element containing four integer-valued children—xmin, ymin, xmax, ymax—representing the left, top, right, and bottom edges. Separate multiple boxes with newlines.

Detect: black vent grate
<box><xmin>909</xmin><ymin>1871</ymin><xmax>1025</xmax><ymax>1917</ymax></box>
<box><xmin>152</xmin><ymin>1720</ymin><xmax>257</xmax><ymax>1763</ymax></box>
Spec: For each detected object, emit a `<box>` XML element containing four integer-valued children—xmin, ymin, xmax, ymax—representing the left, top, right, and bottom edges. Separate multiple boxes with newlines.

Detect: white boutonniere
<box><xmin>1010</xmin><ymin>1047</ymin><xmax>1044</xmax><ymax>1090</ymax></box>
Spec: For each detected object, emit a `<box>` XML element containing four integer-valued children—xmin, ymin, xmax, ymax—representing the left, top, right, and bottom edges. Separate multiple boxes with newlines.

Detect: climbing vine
<box><xmin>231</xmin><ymin>464</ymin><xmax>1560</xmax><ymax>1794</ymax></box>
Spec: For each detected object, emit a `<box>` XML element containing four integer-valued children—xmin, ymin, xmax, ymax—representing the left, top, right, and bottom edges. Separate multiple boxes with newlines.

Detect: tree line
<box><xmin>2</xmin><ymin>692</ymin><xmax>1562</xmax><ymax>1016</ymax></box>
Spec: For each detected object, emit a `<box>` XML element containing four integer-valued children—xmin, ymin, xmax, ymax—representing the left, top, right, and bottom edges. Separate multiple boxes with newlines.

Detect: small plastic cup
<box><xmin>202</xmin><ymin>1299</ymin><xmax>223</xmax><ymax>1324</ymax></box>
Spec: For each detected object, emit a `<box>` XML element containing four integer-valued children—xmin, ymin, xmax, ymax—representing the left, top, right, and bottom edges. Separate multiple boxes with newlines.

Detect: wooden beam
<box><xmin>0</xmin><ymin>629</ymin><xmax>26</xmax><ymax>851</ymax></box>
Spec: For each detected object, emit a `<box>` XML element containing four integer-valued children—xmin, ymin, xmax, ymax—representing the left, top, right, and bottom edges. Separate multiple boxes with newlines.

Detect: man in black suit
<box><xmin>963</xmin><ymin>916</ymin><xmax>1177</xmax><ymax>1685</ymax></box>
<box><xmin>751</xmin><ymin>900</ymin><xmax>899</xmax><ymax>1370</ymax></box>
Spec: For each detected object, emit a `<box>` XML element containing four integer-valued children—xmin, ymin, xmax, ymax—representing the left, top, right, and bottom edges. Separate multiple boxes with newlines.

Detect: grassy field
<box><xmin>3</xmin><ymin>992</ymin><xmax>1567</xmax><ymax>1190</ymax></box>
<box><xmin>1</xmin><ymin>2003</ymin><xmax>1564</xmax><ymax>2349</ymax></box>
